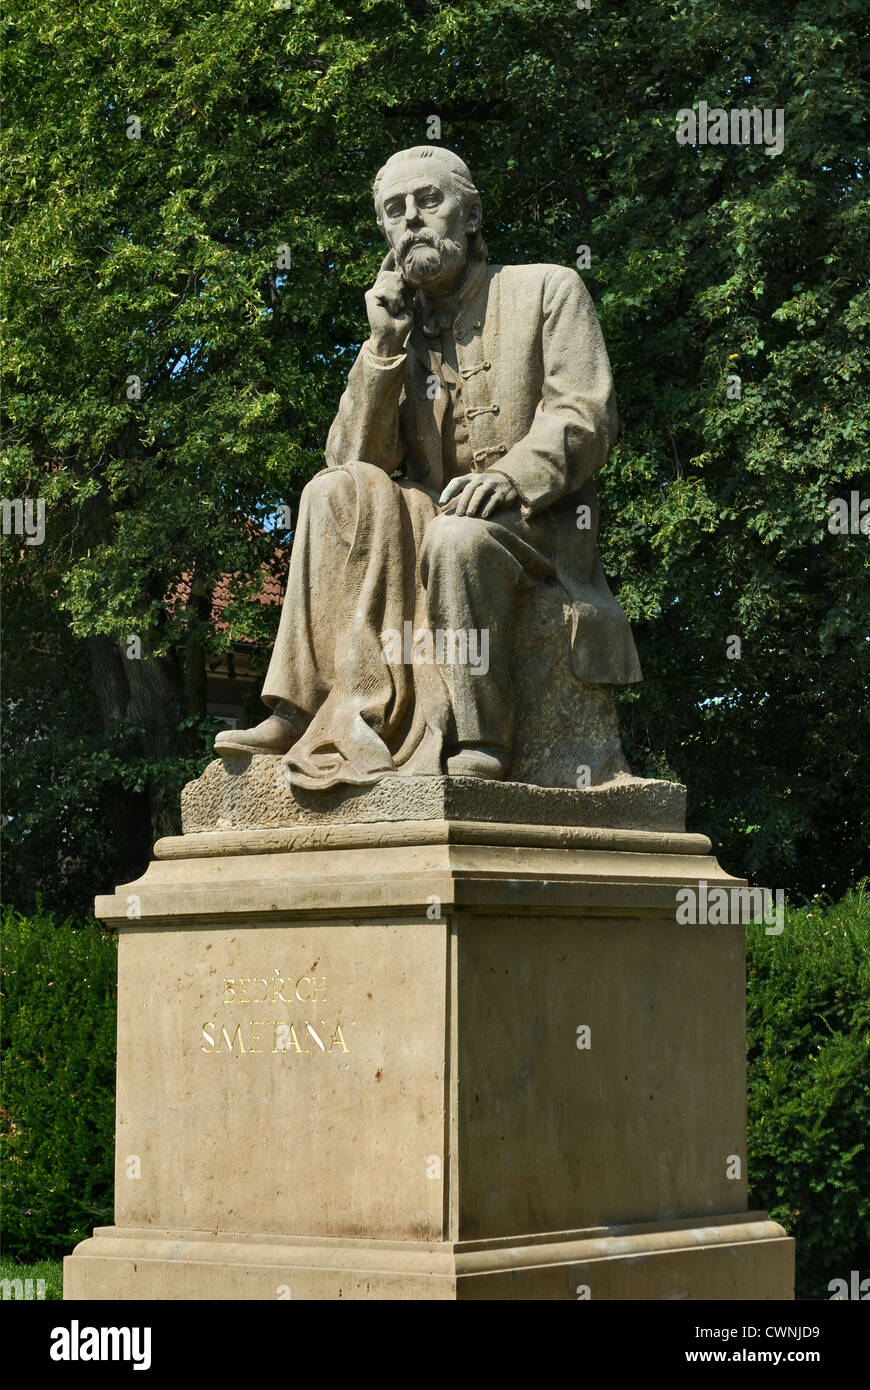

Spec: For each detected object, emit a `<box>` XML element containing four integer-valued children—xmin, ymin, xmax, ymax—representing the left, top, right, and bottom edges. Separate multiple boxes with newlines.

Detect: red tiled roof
<box><xmin>169</xmin><ymin>531</ymin><xmax>287</xmax><ymax>635</ymax></box>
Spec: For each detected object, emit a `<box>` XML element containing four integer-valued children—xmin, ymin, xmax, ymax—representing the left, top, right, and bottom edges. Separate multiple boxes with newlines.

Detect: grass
<box><xmin>0</xmin><ymin>1257</ymin><xmax>64</xmax><ymax>1301</ymax></box>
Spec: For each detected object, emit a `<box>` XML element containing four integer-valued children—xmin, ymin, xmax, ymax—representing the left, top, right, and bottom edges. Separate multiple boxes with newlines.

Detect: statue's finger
<box><xmin>479</xmin><ymin>490</ymin><xmax>503</xmax><ymax>519</ymax></box>
<box><xmin>374</xmin><ymin>271</ymin><xmax>405</xmax><ymax>296</ymax></box>
<box><xmin>439</xmin><ymin>475</ymin><xmax>470</xmax><ymax>505</ymax></box>
<box><xmin>455</xmin><ymin>479</ymin><xmax>485</xmax><ymax>517</ymax></box>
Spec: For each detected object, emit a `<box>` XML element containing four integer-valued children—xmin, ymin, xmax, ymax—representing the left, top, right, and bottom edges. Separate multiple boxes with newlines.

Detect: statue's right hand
<box><xmin>365</xmin><ymin>250</ymin><xmax>414</xmax><ymax>357</ymax></box>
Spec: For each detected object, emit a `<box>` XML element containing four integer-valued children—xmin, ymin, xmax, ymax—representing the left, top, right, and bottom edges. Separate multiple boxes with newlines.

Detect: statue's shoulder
<box><xmin>489</xmin><ymin>262</ymin><xmax>585</xmax><ymax>295</ymax></box>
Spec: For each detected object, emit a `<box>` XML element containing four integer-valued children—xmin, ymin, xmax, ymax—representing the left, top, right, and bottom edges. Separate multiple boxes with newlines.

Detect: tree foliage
<box><xmin>2</xmin><ymin>0</ymin><xmax>868</xmax><ymax>905</ymax></box>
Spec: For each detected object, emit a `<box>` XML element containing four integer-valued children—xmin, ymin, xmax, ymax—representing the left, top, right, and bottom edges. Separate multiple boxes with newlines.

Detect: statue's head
<box><xmin>373</xmin><ymin>146</ymin><xmax>486</xmax><ymax>290</ymax></box>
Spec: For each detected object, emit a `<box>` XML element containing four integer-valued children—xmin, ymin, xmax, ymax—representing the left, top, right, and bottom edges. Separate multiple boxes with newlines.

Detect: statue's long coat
<box><xmin>325</xmin><ymin>259</ymin><xmax>641</xmax><ymax>687</ymax></box>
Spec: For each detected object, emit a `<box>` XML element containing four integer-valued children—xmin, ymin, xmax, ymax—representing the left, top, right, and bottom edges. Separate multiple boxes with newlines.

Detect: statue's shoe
<box><xmin>214</xmin><ymin>712</ymin><xmax>300</xmax><ymax>757</ymax></box>
<box><xmin>445</xmin><ymin>745</ymin><xmax>510</xmax><ymax>780</ymax></box>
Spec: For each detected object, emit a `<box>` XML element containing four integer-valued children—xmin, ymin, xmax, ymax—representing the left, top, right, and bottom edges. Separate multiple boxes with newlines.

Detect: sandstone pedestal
<box><xmin>65</xmin><ymin>768</ymin><xmax>793</xmax><ymax>1300</ymax></box>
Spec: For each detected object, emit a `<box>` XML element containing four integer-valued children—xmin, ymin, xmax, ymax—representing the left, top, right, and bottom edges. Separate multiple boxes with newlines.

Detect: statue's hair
<box><xmin>373</xmin><ymin>146</ymin><xmax>487</xmax><ymax>261</ymax></box>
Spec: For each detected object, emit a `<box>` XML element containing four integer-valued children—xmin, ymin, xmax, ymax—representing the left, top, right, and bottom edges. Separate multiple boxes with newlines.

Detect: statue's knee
<box><xmin>422</xmin><ymin>512</ymin><xmax>488</xmax><ymax>566</ymax></box>
<box><xmin>306</xmin><ymin>460</ymin><xmax>384</xmax><ymax>493</ymax></box>
<box><xmin>302</xmin><ymin>468</ymin><xmax>343</xmax><ymax>501</ymax></box>
<box><xmin>337</xmin><ymin>459</ymin><xmax>387</xmax><ymax>487</ymax></box>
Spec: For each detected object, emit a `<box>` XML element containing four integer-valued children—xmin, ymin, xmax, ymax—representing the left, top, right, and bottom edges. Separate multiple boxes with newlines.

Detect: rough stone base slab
<box><xmin>65</xmin><ymin>1216</ymin><xmax>793</xmax><ymax>1301</ymax></box>
<box><xmin>182</xmin><ymin>763</ymin><xmax>686</xmax><ymax>835</ymax></box>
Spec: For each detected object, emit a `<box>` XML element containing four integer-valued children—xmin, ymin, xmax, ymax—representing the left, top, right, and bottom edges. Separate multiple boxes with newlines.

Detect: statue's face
<box><xmin>378</xmin><ymin>157</ymin><xmax>475</xmax><ymax>289</ymax></box>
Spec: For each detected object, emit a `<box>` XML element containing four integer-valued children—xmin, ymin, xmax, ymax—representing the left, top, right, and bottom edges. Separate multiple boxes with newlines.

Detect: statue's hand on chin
<box><xmin>365</xmin><ymin>249</ymin><xmax>414</xmax><ymax>356</ymax></box>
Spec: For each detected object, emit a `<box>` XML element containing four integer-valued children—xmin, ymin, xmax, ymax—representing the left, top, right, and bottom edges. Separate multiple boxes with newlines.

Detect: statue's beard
<box><xmin>396</xmin><ymin>231</ymin><xmax>465</xmax><ymax>287</ymax></box>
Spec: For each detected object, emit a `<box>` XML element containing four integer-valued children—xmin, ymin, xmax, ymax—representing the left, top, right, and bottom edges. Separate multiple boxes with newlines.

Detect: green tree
<box><xmin>2</xmin><ymin>0</ymin><xmax>868</xmax><ymax>904</ymax></box>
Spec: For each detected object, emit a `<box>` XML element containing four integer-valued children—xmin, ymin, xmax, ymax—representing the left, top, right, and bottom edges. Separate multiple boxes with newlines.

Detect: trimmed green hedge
<box><xmin>2</xmin><ymin>891</ymin><xmax>868</xmax><ymax>1297</ymax></box>
<box><xmin>746</xmin><ymin>882</ymin><xmax>870</xmax><ymax>1300</ymax></box>
<box><xmin>1</xmin><ymin>905</ymin><xmax>116</xmax><ymax>1259</ymax></box>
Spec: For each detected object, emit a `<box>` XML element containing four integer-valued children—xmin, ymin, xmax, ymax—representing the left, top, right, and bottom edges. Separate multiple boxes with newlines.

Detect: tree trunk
<box><xmin>87</xmin><ymin>635</ymin><xmax>189</xmax><ymax>848</ymax></box>
<box><xmin>85</xmin><ymin>635</ymin><xmax>152</xmax><ymax>884</ymax></box>
<box><xmin>125</xmin><ymin>649</ymin><xmax>186</xmax><ymax>842</ymax></box>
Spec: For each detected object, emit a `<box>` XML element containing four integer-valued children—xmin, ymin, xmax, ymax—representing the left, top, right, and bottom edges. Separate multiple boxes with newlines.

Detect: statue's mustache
<box><xmin>397</xmin><ymin>230</ymin><xmax>442</xmax><ymax>258</ymax></box>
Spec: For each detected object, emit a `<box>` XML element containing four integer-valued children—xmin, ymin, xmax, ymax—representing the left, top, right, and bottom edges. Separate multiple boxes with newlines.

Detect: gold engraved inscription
<box><xmin>202</xmin><ymin>971</ymin><xmax>348</xmax><ymax>1056</ymax></box>
<box><xmin>223</xmin><ymin>970</ymin><xmax>328</xmax><ymax>1005</ymax></box>
<box><xmin>200</xmin><ymin>1019</ymin><xmax>350</xmax><ymax>1055</ymax></box>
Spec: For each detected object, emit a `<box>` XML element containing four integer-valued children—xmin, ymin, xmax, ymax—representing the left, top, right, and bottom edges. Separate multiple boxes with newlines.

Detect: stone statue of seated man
<box><xmin>215</xmin><ymin>145</ymin><xmax>641</xmax><ymax>790</ymax></box>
